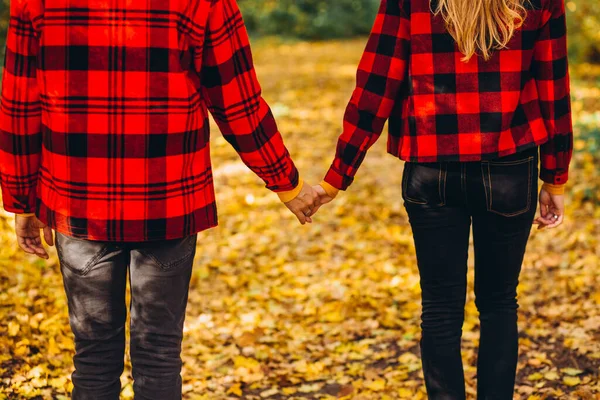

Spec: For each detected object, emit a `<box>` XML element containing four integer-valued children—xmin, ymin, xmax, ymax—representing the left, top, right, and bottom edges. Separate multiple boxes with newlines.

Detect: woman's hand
<box><xmin>15</xmin><ymin>215</ymin><xmax>54</xmax><ymax>259</ymax></box>
<box><xmin>313</xmin><ymin>185</ymin><xmax>335</xmax><ymax>206</ymax></box>
<box><xmin>535</xmin><ymin>188</ymin><xmax>565</xmax><ymax>230</ymax></box>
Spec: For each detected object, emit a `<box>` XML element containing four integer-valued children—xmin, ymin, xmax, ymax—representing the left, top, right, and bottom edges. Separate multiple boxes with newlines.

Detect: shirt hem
<box><xmin>36</xmin><ymin>210</ymin><xmax>219</xmax><ymax>242</ymax></box>
<box><xmin>47</xmin><ymin>222</ymin><xmax>219</xmax><ymax>242</ymax></box>
<box><xmin>390</xmin><ymin>140</ymin><xmax>544</xmax><ymax>163</ymax></box>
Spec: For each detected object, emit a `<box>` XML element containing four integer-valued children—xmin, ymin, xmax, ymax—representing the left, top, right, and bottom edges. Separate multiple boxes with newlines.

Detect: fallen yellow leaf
<box><xmin>365</xmin><ymin>378</ymin><xmax>386</xmax><ymax>391</ymax></box>
<box><xmin>8</xmin><ymin>321</ymin><xmax>19</xmax><ymax>337</ymax></box>
<box><xmin>227</xmin><ymin>383</ymin><xmax>242</xmax><ymax>397</ymax></box>
<box><xmin>563</xmin><ymin>376</ymin><xmax>581</xmax><ymax>387</ymax></box>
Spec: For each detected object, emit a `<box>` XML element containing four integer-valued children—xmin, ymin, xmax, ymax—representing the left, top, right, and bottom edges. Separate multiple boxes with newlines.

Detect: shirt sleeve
<box><xmin>0</xmin><ymin>0</ymin><xmax>42</xmax><ymax>214</ymax></box>
<box><xmin>198</xmin><ymin>0</ymin><xmax>300</xmax><ymax>195</ymax></box>
<box><xmin>533</xmin><ymin>0</ymin><xmax>573</xmax><ymax>185</ymax></box>
<box><xmin>324</xmin><ymin>0</ymin><xmax>410</xmax><ymax>191</ymax></box>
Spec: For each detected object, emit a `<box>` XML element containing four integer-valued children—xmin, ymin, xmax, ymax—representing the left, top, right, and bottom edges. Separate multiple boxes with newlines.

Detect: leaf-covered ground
<box><xmin>1</xmin><ymin>39</ymin><xmax>600</xmax><ymax>400</ymax></box>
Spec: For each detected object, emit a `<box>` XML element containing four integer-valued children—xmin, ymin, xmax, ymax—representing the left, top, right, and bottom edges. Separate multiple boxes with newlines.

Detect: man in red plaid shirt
<box><xmin>0</xmin><ymin>0</ymin><xmax>320</xmax><ymax>397</ymax></box>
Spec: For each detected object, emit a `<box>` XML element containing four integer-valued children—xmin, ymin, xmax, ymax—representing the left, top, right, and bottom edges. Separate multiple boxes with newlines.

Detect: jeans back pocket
<box><xmin>56</xmin><ymin>233</ymin><xmax>110</xmax><ymax>276</ymax></box>
<box><xmin>137</xmin><ymin>235</ymin><xmax>197</xmax><ymax>271</ymax></box>
<box><xmin>481</xmin><ymin>156</ymin><xmax>535</xmax><ymax>217</ymax></box>
<box><xmin>402</xmin><ymin>162</ymin><xmax>447</xmax><ymax>206</ymax></box>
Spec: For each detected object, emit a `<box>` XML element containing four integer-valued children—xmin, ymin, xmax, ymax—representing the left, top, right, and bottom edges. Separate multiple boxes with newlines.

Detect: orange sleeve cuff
<box><xmin>320</xmin><ymin>181</ymin><xmax>340</xmax><ymax>199</ymax></box>
<box><xmin>277</xmin><ymin>179</ymin><xmax>304</xmax><ymax>203</ymax></box>
<box><xmin>542</xmin><ymin>183</ymin><xmax>565</xmax><ymax>195</ymax></box>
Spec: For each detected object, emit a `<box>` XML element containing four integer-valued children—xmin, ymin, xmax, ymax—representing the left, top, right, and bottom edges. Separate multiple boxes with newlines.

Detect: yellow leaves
<box><xmin>564</xmin><ymin>376</ymin><xmax>582</xmax><ymax>387</ymax></box>
<box><xmin>233</xmin><ymin>355</ymin><xmax>261</xmax><ymax>370</ymax></box>
<box><xmin>259</xmin><ymin>387</ymin><xmax>279</xmax><ymax>397</ymax></box>
<box><xmin>47</xmin><ymin>337</ymin><xmax>61</xmax><ymax>355</ymax></box>
<box><xmin>525</xmin><ymin>367</ymin><xmax>587</xmax><ymax>391</ymax></box>
<box><xmin>227</xmin><ymin>383</ymin><xmax>243</xmax><ymax>396</ymax></box>
<box><xmin>233</xmin><ymin>356</ymin><xmax>264</xmax><ymax>383</ymax></box>
<box><xmin>121</xmin><ymin>384</ymin><xmax>134</xmax><ymax>399</ymax></box>
<box><xmin>236</xmin><ymin>329</ymin><xmax>263</xmax><ymax>348</ymax></box>
<box><xmin>239</xmin><ymin>311</ymin><xmax>261</xmax><ymax>327</ymax></box>
<box><xmin>398</xmin><ymin>387</ymin><xmax>417</xmax><ymax>398</ymax></box>
<box><xmin>293</xmin><ymin>359</ymin><xmax>325</xmax><ymax>380</ymax></box>
<box><xmin>7</xmin><ymin>321</ymin><xmax>19</xmax><ymax>336</ymax></box>
<box><xmin>13</xmin><ymin>339</ymin><xmax>30</xmax><ymax>357</ymax></box>
<box><xmin>544</xmin><ymin>371</ymin><xmax>560</xmax><ymax>381</ymax></box>
<box><xmin>364</xmin><ymin>378</ymin><xmax>386</xmax><ymax>391</ymax></box>
<box><xmin>561</xmin><ymin>367</ymin><xmax>584</xmax><ymax>376</ymax></box>
<box><xmin>318</xmin><ymin>301</ymin><xmax>346</xmax><ymax>322</ymax></box>
<box><xmin>398</xmin><ymin>352</ymin><xmax>421</xmax><ymax>374</ymax></box>
<box><xmin>2</xmin><ymin>38</ymin><xmax>600</xmax><ymax>399</ymax></box>
<box><xmin>49</xmin><ymin>376</ymin><xmax>69</xmax><ymax>390</ymax></box>
<box><xmin>282</xmin><ymin>386</ymin><xmax>298</xmax><ymax>395</ymax></box>
<box><xmin>26</xmin><ymin>366</ymin><xmax>44</xmax><ymax>380</ymax></box>
<box><xmin>528</xmin><ymin>373</ymin><xmax>544</xmax><ymax>381</ymax></box>
<box><xmin>297</xmin><ymin>383</ymin><xmax>323</xmax><ymax>393</ymax></box>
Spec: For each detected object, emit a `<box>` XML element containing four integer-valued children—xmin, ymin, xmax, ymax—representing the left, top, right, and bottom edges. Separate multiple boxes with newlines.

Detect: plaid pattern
<box><xmin>325</xmin><ymin>0</ymin><xmax>573</xmax><ymax>190</ymax></box>
<box><xmin>0</xmin><ymin>0</ymin><xmax>299</xmax><ymax>241</ymax></box>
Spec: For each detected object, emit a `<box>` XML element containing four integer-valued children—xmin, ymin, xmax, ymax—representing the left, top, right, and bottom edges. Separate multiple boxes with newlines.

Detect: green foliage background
<box><xmin>238</xmin><ymin>0</ymin><xmax>600</xmax><ymax>64</ymax></box>
<box><xmin>0</xmin><ymin>0</ymin><xmax>598</xmax><ymax>63</ymax></box>
<box><xmin>239</xmin><ymin>0</ymin><xmax>380</xmax><ymax>39</ymax></box>
<box><xmin>565</xmin><ymin>1</ymin><xmax>600</xmax><ymax>63</ymax></box>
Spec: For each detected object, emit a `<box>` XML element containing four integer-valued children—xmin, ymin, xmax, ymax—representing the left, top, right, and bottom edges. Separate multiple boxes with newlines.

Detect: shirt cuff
<box><xmin>323</xmin><ymin>166</ymin><xmax>352</xmax><ymax>191</ymax></box>
<box><xmin>320</xmin><ymin>181</ymin><xmax>340</xmax><ymax>199</ymax></box>
<box><xmin>277</xmin><ymin>179</ymin><xmax>304</xmax><ymax>203</ymax></box>
<box><xmin>540</xmin><ymin>170</ymin><xmax>569</xmax><ymax>186</ymax></box>
<box><xmin>542</xmin><ymin>183</ymin><xmax>565</xmax><ymax>195</ymax></box>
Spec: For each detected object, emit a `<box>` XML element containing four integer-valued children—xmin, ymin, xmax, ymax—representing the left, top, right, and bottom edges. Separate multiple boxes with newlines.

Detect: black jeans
<box><xmin>56</xmin><ymin>233</ymin><xmax>198</xmax><ymax>400</ymax></box>
<box><xmin>403</xmin><ymin>147</ymin><xmax>539</xmax><ymax>400</ymax></box>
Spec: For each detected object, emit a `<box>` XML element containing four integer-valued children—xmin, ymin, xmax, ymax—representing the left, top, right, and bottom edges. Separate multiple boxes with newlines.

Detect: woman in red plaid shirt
<box><xmin>0</xmin><ymin>0</ymin><xmax>321</xmax><ymax>398</ymax></box>
<box><xmin>316</xmin><ymin>0</ymin><xmax>573</xmax><ymax>398</ymax></box>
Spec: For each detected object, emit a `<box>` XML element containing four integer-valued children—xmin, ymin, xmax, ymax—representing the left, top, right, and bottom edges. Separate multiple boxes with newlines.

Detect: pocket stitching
<box><xmin>139</xmin><ymin>237</ymin><xmax>196</xmax><ymax>271</ymax></box>
<box><xmin>57</xmin><ymin>236</ymin><xmax>110</xmax><ymax>276</ymax></box>
<box><xmin>486</xmin><ymin>157</ymin><xmax>533</xmax><ymax>217</ymax></box>
<box><xmin>403</xmin><ymin>163</ymin><xmax>446</xmax><ymax>206</ymax></box>
<box><xmin>488</xmin><ymin>157</ymin><xmax>533</xmax><ymax>166</ymax></box>
<box><xmin>438</xmin><ymin>165</ymin><xmax>447</xmax><ymax>206</ymax></box>
<box><xmin>403</xmin><ymin>163</ymin><xmax>427</xmax><ymax>205</ymax></box>
<box><xmin>482</xmin><ymin>163</ymin><xmax>491</xmax><ymax>210</ymax></box>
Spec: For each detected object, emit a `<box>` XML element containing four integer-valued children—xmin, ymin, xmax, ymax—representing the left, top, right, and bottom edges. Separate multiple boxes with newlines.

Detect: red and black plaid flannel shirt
<box><xmin>0</xmin><ymin>0</ymin><xmax>300</xmax><ymax>241</ymax></box>
<box><xmin>325</xmin><ymin>0</ymin><xmax>573</xmax><ymax>191</ymax></box>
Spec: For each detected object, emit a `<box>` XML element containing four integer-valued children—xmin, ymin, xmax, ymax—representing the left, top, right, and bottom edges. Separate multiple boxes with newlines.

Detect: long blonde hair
<box><xmin>433</xmin><ymin>0</ymin><xmax>528</xmax><ymax>61</ymax></box>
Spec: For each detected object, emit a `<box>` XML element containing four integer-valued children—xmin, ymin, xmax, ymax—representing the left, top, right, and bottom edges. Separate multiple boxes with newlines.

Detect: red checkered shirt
<box><xmin>325</xmin><ymin>0</ymin><xmax>573</xmax><ymax>191</ymax></box>
<box><xmin>0</xmin><ymin>0</ymin><xmax>300</xmax><ymax>241</ymax></box>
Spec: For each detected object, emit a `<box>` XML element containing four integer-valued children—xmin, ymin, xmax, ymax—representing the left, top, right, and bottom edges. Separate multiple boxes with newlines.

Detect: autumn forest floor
<box><xmin>1</xmin><ymin>39</ymin><xmax>600</xmax><ymax>399</ymax></box>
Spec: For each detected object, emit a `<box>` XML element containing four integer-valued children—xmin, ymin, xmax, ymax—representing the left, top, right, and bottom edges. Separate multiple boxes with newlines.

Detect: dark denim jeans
<box><xmin>57</xmin><ymin>233</ymin><xmax>198</xmax><ymax>400</ymax></box>
<box><xmin>403</xmin><ymin>147</ymin><xmax>539</xmax><ymax>400</ymax></box>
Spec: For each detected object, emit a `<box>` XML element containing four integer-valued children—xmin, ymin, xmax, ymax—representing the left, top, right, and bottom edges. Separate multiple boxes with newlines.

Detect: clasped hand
<box><xmin>283</xmin><ymin>183</ymin><xmax>335</xmax><ymax>225</ymax></box>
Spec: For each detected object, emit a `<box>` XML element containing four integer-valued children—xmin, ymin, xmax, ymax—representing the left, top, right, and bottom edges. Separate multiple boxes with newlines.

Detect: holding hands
<box><xmin>282</xmin><ymin>181</ymin><xmax>339</xmax><ymax>224</ymax></box>
<box><xmin>313</xmin><ymin>184</ymin><xmax>336</xmax><ymax>206</ymax></box>
<box><xmin>283</xmin><ymin>183</ymin><xmax>321</xmax><ymax>225</ymax></box>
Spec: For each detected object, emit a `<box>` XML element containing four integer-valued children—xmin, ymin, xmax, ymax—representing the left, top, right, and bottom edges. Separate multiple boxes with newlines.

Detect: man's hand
<box><xmin>314</xmin><ymin>185</ymin><xmax>335</xmax><ymax>206</ymax></box>
<box><xmin>534</xmin><ymin>188</ymin><xmax>565</xmax><ymax>230</ymax></box>
<box><xmin>15</xmin><ymin>215</ymin><xmax>54</xmax><ymax>259</ymax></box>
<box><xmin>284</xmin><ymin>183</ymin><xmax>321</xmax><ymax>225</ymax></box>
